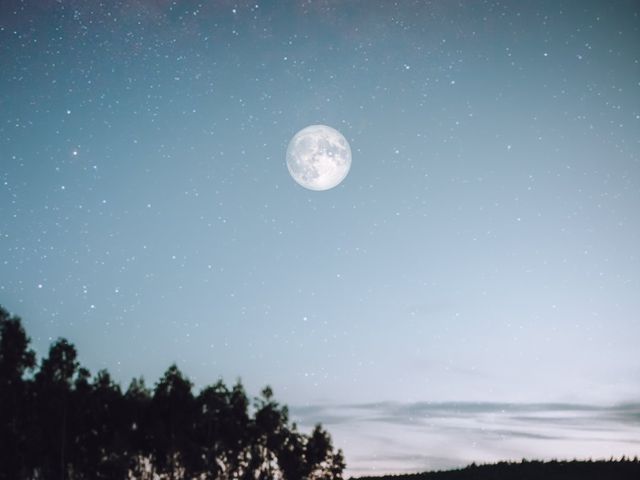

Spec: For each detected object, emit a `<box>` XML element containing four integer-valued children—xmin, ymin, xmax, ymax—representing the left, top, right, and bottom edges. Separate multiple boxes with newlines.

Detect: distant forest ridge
<box><xmin>353</xmin><ymin>458</ymin><xmax>640</xmax><ymax>480</ymax></box>
<box><xmin>0</xmin><ymin>305</ymin><xmax>345</xmax><ymax>479</ymax></box>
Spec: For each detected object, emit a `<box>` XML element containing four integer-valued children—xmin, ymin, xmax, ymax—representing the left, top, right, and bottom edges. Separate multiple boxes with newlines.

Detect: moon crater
<box><xmin>286</xmin><ymin>125</ymin><xmax>352</xmax><ymax>191</ymax></box>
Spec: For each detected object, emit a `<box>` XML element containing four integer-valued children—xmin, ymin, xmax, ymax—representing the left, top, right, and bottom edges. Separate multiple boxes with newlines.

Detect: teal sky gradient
<box><xmin>1</xmin><ymin>1</ymin><xmax>639</xmax><ymax>475</ymax></box>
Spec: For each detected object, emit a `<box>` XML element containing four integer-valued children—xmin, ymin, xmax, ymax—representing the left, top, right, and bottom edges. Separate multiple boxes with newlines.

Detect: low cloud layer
<box><xmin>290</xmin><ymin>401</ymin><xmax>640</xmax><ymax>477</ymax></box>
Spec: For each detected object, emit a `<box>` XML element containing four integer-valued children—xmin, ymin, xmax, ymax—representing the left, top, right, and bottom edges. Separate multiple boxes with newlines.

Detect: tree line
<box><xmin>0</xmin><ymin>306</ymin><xmax>345</xmax><ymax>480</ymax></box>
<box><xmin>356</xmin><ymin>458</ymin><xmax>640</xmax><ymax>480</ymax></box>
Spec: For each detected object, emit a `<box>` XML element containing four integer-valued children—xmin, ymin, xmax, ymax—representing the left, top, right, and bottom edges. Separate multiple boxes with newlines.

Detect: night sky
<box><xmin>1</xmin><ymin>0</ymin><xmax>639</xmax><ymax>476</ymax></box>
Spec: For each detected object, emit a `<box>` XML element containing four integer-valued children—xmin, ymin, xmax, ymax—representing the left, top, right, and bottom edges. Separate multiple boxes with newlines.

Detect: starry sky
<box><xmin>1</xmin><ymin>0</ymin><xmax>639</xmax><ymax>476</ymax></box>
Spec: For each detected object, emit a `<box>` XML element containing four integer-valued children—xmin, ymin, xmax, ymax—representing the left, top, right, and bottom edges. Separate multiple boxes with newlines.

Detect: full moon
<box><xmin>286</xmin><ymin>125</ymin><xmax>352</xmax><ymax>191</ymax></box>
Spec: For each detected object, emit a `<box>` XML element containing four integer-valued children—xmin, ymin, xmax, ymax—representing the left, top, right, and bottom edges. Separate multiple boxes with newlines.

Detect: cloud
<box><xmin>293</xmin><ymin>401</ymin><xmax>640</xmax><ymax>427</ymax></box>
<box><xmin>289</xmin><ymin>401</ymin><xmax>640</xmax><ymax>477</ymax></box>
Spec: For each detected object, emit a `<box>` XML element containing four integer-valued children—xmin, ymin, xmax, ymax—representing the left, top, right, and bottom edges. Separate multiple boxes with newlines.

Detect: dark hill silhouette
<box><xmin>353</xmin><ymin>458</ymin><xmax>640</xmax><ymax>480</ymax></box>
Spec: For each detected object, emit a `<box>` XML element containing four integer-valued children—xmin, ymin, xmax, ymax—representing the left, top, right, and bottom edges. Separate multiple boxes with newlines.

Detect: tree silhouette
<box><xmin>306</xmin><ymin>424</ymin><xmax>345</xmax><ymax>480</ymax></box>
<box><xmin>0</xmin><ymin>305</ymin><xmax>346</xmax><ymax>480</ymax></box>
<box><xmin>277</xmin><ymin>422</ymin><xmax>309</xmax><ymax>480</ymax></box>
<box><xmin>33</xmin><ymin>338</ymin><xmax>81</xmax><ymax>479</ymax></box>
<box><xmin>0</xmin><ymin>307</ymin><xmax>36</xmax><ymax>479</ymax></box>
<box><xmin>125</xmin><ymin>377</ymin><xmax>153</xmax><ymax>479</ymax></box>
<box><xmin>254</xmin><ymin>386</ymin><xmax>289</xmax><ymax>478</ymax></box>
<box><xmin>150</xmin><ymin>364</ymin><xmax>196</xmax><ymax>479</ymax></box>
